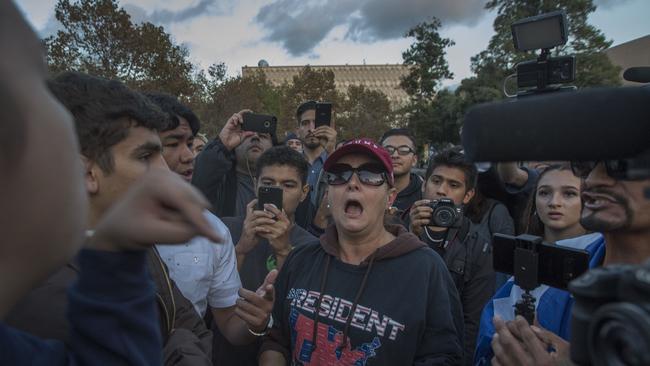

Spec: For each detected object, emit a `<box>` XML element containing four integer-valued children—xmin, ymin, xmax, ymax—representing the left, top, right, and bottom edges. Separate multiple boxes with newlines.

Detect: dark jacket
<box><xmin>262</xmin><ymin>224</ymin><xmax>464</xmax><ymax>365</ymax></box>
<box><xmin>393</xmin><ymin>172</ymin><xmax>423</xmax><ymax>213</ymax></box>
<box><xmin>192</xmin><ymin>138</ymin><xmax>238</xmax><ymax>218</ymax></box>
<box><xmin>419</xmin><ymin>219</ymin><xmax>495</xmax><ymax>365</ymax></box>
<box><xmin>6</xmin><ymin>247</ymin><xmax>212</xmax><ymax>366</ymax></box>
<box><xmin>1</xmin><ymin>249</ymin><xmax>161</xmax><ymax>365</ymax></box>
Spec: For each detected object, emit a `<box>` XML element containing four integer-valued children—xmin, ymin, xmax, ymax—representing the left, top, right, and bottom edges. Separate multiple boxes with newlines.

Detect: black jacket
<box><xmin>419</xmin><ymin>219</ymin><xmax>495</xmax><ymax>365</ymax></box>
<box><xmin>393</xmin><ymin>173</ymin><xmax>423</xmax><ymax>212</ymax></box>
<box><xmin>262</xmin><ymin>224</ymin><xmax>464</xmax><ymax>365</ymax></box>
<box><xmin>192</xmin><ymin>138</ymin><xmax>239</xmax><ymax>218</ymax></box>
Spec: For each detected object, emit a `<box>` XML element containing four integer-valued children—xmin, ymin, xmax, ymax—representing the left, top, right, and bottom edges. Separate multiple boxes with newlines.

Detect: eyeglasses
<box><xmin>571</xmin><ymin>160</ymin><xmax>632</xmax><ymax>180</ymax></box>
<box><xmin>384</xmin><ymin>145</ymin><xmax>415</xmax><ymax>156</ymax></box>
<box><xmin>325</xmin><ymin>163</ymin><xmax>387</xmax><ymax>186</ymax></box>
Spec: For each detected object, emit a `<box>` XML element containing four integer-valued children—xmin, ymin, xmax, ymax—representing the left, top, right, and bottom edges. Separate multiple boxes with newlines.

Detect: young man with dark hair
<box><xmin>4</xmin><ymin>73</ymin><xmax>258</xmax><ymax>366</ymax></box>
<box><xmin>214</xmin><ymin>146</ymin><xmax>317</xmax><ymax>366</ymax></box>
<box><xmin>0</xmin><ymin>9</ymin><xmax>220</xmax><ymax>362</ymax></box>
<box><xmin>380</xmin><ymin>128</ymin><xmax>422</xmax><ymax>213</ymax></box>
<box><xmin>145</xmin><ymin>93</ymin><xmax>276</xmax><ymax>348</ymax></box>
<box><xmin>193</xmin><ymin>110</ymin><xmax>274</xmax><ymax>217</ymax></box>
<box><xmin>409</xmin><ymin>147</ymin><xmax>495</xmax><ymax>364</ymax></box>
<box><xmin>284</xmin><ymin>132</ymin><xmax>303</xmax><ymax>153</ymax></box>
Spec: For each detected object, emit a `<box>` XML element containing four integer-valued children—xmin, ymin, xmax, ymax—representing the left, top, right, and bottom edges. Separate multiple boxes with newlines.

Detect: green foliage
<box><xmin>46</xmin><ymin>0</ymin><xmax>197</xmax><ymax>97</ymax></box>
<box><xmin>278</xmin><ymin>66</ymin><xmax>342</xmax><ymax>132</ymax></box>
<box><xmin>400</xmin><ymin>18</ymin><xmax>455</xmax><ymax>101</ymax></box>
<box><xmin>195</xmin><ymin>70</ymin><xmax>279</xmax><ymax>138</ymax></box>
<box><xmin>337</xmin><ymin>85</ymin><xmax>395</xmax><ymax>140</ymax></box>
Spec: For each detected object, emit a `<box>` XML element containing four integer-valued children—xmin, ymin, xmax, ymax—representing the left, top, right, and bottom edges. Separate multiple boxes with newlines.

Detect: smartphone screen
<box><xmin>315</xmin><ymin>102</ymin><xmax>332</xmax><ymax>128</ymax></box>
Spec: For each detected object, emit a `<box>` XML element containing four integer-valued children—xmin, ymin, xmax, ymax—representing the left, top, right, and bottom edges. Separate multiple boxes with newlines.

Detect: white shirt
<box><xmin>156</xmin><ymin>211</ymin><xmax>241</xmax><ymax>317</ymax></box>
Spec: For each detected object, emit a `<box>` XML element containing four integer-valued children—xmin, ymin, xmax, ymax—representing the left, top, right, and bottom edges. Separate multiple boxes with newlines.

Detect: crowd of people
<box><xmin>3</xmin><ymin>2</ymin><xmax>650</xmax><ymax>365</ymax></box>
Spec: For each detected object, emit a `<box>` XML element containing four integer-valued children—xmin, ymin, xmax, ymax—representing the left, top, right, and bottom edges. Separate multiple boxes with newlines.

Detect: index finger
<box><xmin>156</xmin><ymin>175</ymin><xmax>222</xmax><ymax>243</ymax></box>
<box><xmin>413</xmin><ymin>199</ymin><xmax>431</xmax><ymax>208</ymax></box>
<box><xmin>515</xmin><ymin>316</ymin><xmax>550</xmax><ymax>359</ymax></box>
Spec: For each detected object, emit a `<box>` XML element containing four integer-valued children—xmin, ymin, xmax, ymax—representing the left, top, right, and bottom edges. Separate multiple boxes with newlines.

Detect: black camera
<box><xmin>570</xmin><ymin>262</ymin><xmax>650</xmax><ymax>366</ymax></box>
<box><xmin>427</xmin><ymin>198</ymin><xmax>462</xmax><ymax>228</ymax></box>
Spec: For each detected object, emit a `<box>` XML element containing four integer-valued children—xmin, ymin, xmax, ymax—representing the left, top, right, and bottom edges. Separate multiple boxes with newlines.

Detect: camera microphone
<box><xmin>624</xmin><ymin>67</ymin><xmax>650</xmax><ymax>84</ymax></box>
<box><xmin>461</xmin><ymin>87</ymin><xmax>650</xmax><ymax>162</ymax></box>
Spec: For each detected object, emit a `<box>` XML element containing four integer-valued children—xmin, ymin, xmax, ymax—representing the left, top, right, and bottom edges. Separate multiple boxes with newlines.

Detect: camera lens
<box><xmin>434</xmin><ymin>207</ymin><xmax>455</xmax><ymax>226</ymax></box>
<box><xmin>264</xmin><ymin>121</ymin><xmax>271</xmax><ymax>128</ymax></box>
<box><xmin>589</xmin><ymin>303</ymin><xmax>650</xmax><ymax>366</ymax></box>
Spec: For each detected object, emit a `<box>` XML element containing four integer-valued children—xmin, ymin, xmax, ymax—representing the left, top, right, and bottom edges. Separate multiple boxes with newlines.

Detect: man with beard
<box><xmin>193</xmin><ymin>110</ymin><xmax>274</xmax><ymax>217</ymax></box>
<box><xmin>294</xmin><ymin>101</ymin><xmax>337</xmax><ymax>206</ymax></box>
<box><xmin>486</xmin><ymin>160</ymin><xmax>650</xmax><ymax>366</ymax></box>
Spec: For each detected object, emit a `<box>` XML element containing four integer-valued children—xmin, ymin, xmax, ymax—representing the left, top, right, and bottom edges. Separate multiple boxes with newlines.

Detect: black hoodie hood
<box><xmin>319</xmin><ymin>224</ymin><xmax>426</xmax><ymax>264</ymax></box>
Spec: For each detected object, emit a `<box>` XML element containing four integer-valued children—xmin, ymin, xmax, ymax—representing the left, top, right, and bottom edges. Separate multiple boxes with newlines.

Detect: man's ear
<box><xmin>81</xmin><ymin>155</ymin><xmax>100</xmax><ymax>195</ymax></box>
<box><xmin>462</xmin><ymin>188</ymin><xmax>476</xmax><ymax>205</ymax></box>
<box><xmin>299</xmin><ymin>184</ymin><xmax>310</xmax><ymax>203</ymax></box>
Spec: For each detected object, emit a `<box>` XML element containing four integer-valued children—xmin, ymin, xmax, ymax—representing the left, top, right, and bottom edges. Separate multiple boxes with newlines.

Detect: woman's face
<box><xmin>535</xmin><ymin>169</ymin><xmax>583</xmax><ymax>233</ymax></box>
<box><xmin>328</xmin><ymin>154</ymin><xmax>396</xmax><ymax>237</ymax></box>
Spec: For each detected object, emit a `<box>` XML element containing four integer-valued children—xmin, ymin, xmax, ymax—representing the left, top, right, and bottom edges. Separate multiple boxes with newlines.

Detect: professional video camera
<box><xmin>461</xmin><ymin>8</ymin><xmax>650</xmax><ymax>366</ymax></box>
<box><xmin>570</xmin><ymin>261</ymin><xmax>650</xmax><ymax>366</ymax></box>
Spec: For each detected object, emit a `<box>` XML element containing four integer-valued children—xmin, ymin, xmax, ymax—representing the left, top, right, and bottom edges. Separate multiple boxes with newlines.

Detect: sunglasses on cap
<box><xmin>325</xmin><ymin>163</ymin><xmax>388</xmax><ymax>186</ymax></box>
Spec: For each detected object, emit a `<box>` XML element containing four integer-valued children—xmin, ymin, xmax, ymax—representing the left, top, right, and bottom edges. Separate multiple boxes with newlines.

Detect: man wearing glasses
<box><xmin>380</xmin><ymin>129</ymin><xmax>422</xmax><ymax>215</ymax></box>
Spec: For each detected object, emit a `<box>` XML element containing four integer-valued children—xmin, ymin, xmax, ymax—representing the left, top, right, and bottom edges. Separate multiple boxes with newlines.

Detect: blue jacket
<box><xmin>473</xmin><ymin>233</ymin><xmax>605</xmax><ymax>365</ymax></box>
<box><xmin>0</xmin><ymin>249</ymin><xmax>161</xmax><ymax>365</ymax></box>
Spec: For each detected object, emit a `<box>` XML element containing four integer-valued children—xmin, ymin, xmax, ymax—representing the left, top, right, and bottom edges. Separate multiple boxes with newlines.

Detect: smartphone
<box><xmin>492</xmin><ymin>233</ymin><xmax>590</xmax><ymax>290</ymax></box>
<box><xmin>242</xmin><ymin>113</ymin><xmax>277</xmax><ymax>135</ymax></box>
<box><xmin>315</xmin><ymin>102</ymin><xmax>332</xmax><ymax>128</ymax></box>
<box><xmin>257</xmin><ymin>186</ymin><xmax>283</xmax><ymax>212</ymax></box>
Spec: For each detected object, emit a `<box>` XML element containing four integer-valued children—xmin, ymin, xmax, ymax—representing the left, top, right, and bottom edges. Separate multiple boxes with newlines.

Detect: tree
<box><xmin>46</xmin><ymin>0</ymin><xmax>197</xmax><ymax>97</ymax></box>
<box><xmin>471</xmin><ymin>0</ymin><xmax>621</xmax><ymax>89</ymax></box>
<box><xmin>195</xmin><ymin>70</ymin><xmax>282</xmax><ymax>138</ymax></box>
<box><xmin>277</xmin><ymin>66</ymin><xmax>342</xmax><ymax>138</ymax></box>
<box><xmin>400</xmin><ymin>18</ymin><xmax>455</xmax><ymax>101</ymax></box>
<box><xmin>336</xmin><ymin>85</ymin><xmax>394</xmax><ymax>141</ymax></box>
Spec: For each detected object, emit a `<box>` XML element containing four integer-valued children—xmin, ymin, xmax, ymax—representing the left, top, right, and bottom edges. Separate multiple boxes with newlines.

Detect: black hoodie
<box><xmin>261</xmin><ymin>225</ymin><xmax>464</xmax><ymax>365</ymax></box>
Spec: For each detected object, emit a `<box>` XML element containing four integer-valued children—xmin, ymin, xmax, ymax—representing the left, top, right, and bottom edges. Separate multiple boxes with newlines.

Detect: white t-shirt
<box><xmin>156</xmin><ymin>211</ymin><xmax>241</xmax><ymax>317</ymax></box>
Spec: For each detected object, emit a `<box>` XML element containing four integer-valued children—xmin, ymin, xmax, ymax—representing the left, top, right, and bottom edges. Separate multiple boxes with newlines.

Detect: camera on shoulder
<box><xmin>427</xmin><ymin>198</ymin><xmax>463</xmax><ymax>228</ymax></box>
<box><xmin>569</xmin><ymin>261</ymin><xmax>650</xmax><ymax>366</ymax></box>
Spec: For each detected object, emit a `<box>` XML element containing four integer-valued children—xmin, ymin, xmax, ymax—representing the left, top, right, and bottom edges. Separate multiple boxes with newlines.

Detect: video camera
<box><xmin>461</xmin><ymin>9</ymin><xmax>650</xmax><ymax>366</ymax></box>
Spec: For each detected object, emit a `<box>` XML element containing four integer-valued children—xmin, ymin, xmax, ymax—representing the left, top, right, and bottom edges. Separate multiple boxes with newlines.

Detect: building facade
<box><xmin>242</xmin><ymin>63</ymin><xmax>410</xmax><ymax>108</ymax></box>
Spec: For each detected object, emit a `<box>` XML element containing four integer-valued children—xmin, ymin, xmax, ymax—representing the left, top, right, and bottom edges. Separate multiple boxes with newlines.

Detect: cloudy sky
<box><xmin>15</xmin><ymin>0</ymin><xmax>650</xmax><ymax>87</ymax></box>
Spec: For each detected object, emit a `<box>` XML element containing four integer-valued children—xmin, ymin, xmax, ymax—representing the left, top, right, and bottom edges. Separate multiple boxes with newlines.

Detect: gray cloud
<box><xmin>124</xmin><ymin>0</ymin><xmax>231</xmax><ymax>25</ymax></box>
<box><xmin>593</xmin><ymin>0</ymin><xmax>631</xmax><ymax>9</ymax></box>
<box><xmin>347</xmin><ymin>0</ymin><xmax>485</xmax><ymax>42</ymax></box>
<box><xmin>255</xmin><ymin>0</ymin><xmax>486</xmax><ymax>56</ymax></box>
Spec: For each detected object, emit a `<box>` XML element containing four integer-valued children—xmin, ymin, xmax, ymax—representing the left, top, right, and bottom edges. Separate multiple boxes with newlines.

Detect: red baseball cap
<box><xmin>323</xmin><ymin>138</ymin><xmax>394</xmax><ymax>186</ymax></box>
